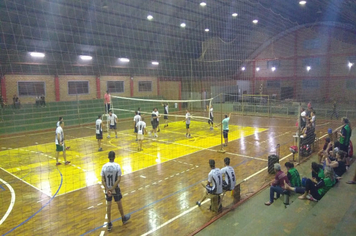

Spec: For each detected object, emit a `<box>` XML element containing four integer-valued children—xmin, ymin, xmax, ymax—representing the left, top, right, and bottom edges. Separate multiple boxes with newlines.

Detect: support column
<box><xmin>1</xmin><ymin>76</ymin><xmax>7</xmax><ymax>103</ymax></box>
<box><xmin>54</xmin><ymin>75</ymin><xmax>60</xmax><ymax>102</ymax></box>
<box><xmin>130</xmin><ymin>77</ymin><xmax>134</xmax><ymax>97</ymax></box>
<box><xmin>96</xmin><ymin>76</ymin><xmax>101</xmax><ymax>99</ymax></box>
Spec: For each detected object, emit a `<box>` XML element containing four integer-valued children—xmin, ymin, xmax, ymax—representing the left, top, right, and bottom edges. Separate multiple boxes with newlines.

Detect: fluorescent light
<box><xmin>200</xmin><ymin>2</ymin><xmax>207</xmax><ymax>7</ymax></box>
<box><xmin>147</xmin><ymin>15</ymin><xmax>153</xmax><ymax>20</ymax></box>
<box><xmin>299</xmin><ymin>1</ymin><xmax>307</xmax><ymax>5</ymax></box>
<box><xmin>80</xmin><ymin>55</ymin><xmax>92</xmax><ymax>60</ymax></box>
<box><xmin>119</xmin><ymin>58</ymin><xmax>130</xmax><ymax>62</ymax></box>
<box><xmin>232</xmin><ymin>13</ymin><xmax>238</xmax><ymax>17</ymax></box>
<box><xmin>348</xmin><ymin>62</ymin><xmax>354</xmax><ymax>69</ymax></box>
<box><xmin>256</xmin><ymin>67</ymin><xmax>260</xmax><ymax>71</ymax></box>
<box><xmin>205</xmin><ymin>28</ymin><xmax>209</xmax><ymax>32</ymax></box>
<box><xmin>151</xmin><ymin>61</ymin><xmax>159</xmax><ymax>65</ymax></box>
<box><xmin>306</xmin><ymin>66</ymin><xmax>311</xmax><ymax>71</ymax></box>
<box><xmin>271</xmin><ymin>67</ymin><xmax>276</xmax><ymax>72</ymax></box>
<box><xmin>30</xmin><ymin>52</ymin><xmax>45</xmax><ymax>58</ymax></box>
<box><xmin>241</xmin><ymin>67</ymin><xmax>245</xmax><ymax>71</ymax></box>
<box><xmin>180</xmin><ymin>23</ymin><xmax>186</xmax><ymax>28</ymax></box>
<box><xmin>252</xmin><ymin>19</ymin><xmax>258</xmax><ymax>24</ymax></box>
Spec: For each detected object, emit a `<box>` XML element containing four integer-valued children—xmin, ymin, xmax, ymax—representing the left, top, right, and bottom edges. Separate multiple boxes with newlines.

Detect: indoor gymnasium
<box><xmin>0</xmin><ymin>1</ymin><xmax>356</xmax><ymax>235</ymax></box>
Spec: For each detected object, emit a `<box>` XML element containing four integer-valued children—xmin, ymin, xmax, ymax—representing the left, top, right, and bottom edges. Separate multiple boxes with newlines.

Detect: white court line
<box><xmin>0</xmin><ymin>178</ymin><xmax>16</xmax><ymax>225</ymax></box>
<box><xmin>99</xmin><ymin>231</ymin><xmax>105</xmax><ymax>236</ymax></box>
<box><xmin>0</xmin><ymin>167</ymin><xmax>51</xmax><ymax>197</ymax></box>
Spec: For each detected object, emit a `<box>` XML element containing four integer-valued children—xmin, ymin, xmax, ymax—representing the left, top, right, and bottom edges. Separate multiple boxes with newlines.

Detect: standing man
<box><xmin>196</xmin><ymin>159</ymin><xmax>223</xmax><ymax>207</ymax></box>
<box><xmin>150</xmin><ymin>108</ymin><xmax>160</xmax><ymax>138</ymax></box>
<box><xmin>184</xmin><ymin>109</ymin><xmax>191</xmax><ymax>138</ymax></box>
<box><xmin>101</xmin><ymin>151</ymin><xmax>131</xmax><ymax>231</ymax></box>
<box><xmin>56</xmin><ymin>117</ymin><xmax>70</xmax><ymax>150</ymax></box>
<box><xmin>55</xmin><ymin>121</ymin><xmax>70</xmax><ymax>166</ymax></box>
<box><xmin>330</xmin><ymin>100</ymin><xmax>338</xmax><ymax>120</ymax></box>
<box><xmin>133</xmin><ymin>111</ymin><xmax>141</xmax><ymax>141</ymax></box>
<box><xmin>107</xmin><ymin>110</ymin><xmax>118</xmax><ymax>139</ymax></box>
<box><xmin>216</xmin><ymin>113</ymin><xmax>231</xmax><ymax>146</ymax></box>
<box><xmin>136</xmin><ymin>117</ymin><xmax>147</xmax><ymax>151</ymax></box>
<box><xmin>96</xmin><ymin>115</ymin><xmax>103</xmax><ymax>151</ymax></box>
<box><xmin>208</xmin><ymin>105</ymin><xmax>214</xmax><ymax>130</ymax></box>
<box><xmin>162</xmin><ymin>103</ymin><xmax>169</xmax><ymax>128</ymax></box>
<box><xmin>220</xmin><ymin>157</ymin><xmax>236</xmax><ymax>191</ymax></box>
<box><xmin>104</xmin><ymin>90</ymin><xmax>111</xmax><ymax>114</ymax></box>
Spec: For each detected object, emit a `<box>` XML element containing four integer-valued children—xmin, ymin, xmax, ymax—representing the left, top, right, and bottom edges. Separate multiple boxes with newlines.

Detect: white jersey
<box><xmin>96</xmin><ymin>119</ymin><xmax>102</xmax><ymax>134</ymax></box>
<box><xmin>185</xmin><ymin>112</ymin><xmax>191</xmax><ymax>125</ymax></box>
<box><xmin>56</xmin><ymin>121</ymin><xmax>60</xmax><ymax>127</ymax></box>
<box><xmin>133</xmin><ymin>114</ymin><xmax>141</xmax><ymax>124</ymax></box>
<box><xmin>136</xmin><ymin>121</ymin><xmax>146</xmax><ymax>135</ymax></box>
<box><xmin>207</xmin><ymin>168</ymin><xmax>223</xmax><ymax>194</ymax></box>
<box><xmin>209</xmin><ymin>108</ymin><xmax>213</xmax><ymax>118</ymax></box>
<box><xmin>55</xmin><ymin>126</ymin><xmax>64</xmax><ymax>145</ymax></box>
<box><xmin>154</xmin><ymin>111</ymin><xmax>160</xmax><ymax>121</ymax></box>
<box><xmin>108</xmin><ymin>114</ymin><xmax>117</xmax><ymax>125</ymax></box>
<box><xmin>101</xmin><ymin>162</ymin><xmax>122</xmax><ymax>190</ymax></box>
<box><xmin>220</xmin><ymin>166</ymin><xmax>236</xmax><ymax>190</ymax></box>
<box><xmin>164</xmin><ymin>105</ymin><xmax>169</xmax><ymax>114</ymax></box>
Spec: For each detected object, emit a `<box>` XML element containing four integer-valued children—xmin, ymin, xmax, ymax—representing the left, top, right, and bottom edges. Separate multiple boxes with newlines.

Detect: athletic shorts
<box><xmin>186</xmin><ymin>124</ymin><xmax>190</xmax><ymax>129</ymax></box>
<box><xmin>164</xmin><ymin>115</ymin><xmax>168</xmax><ymax>120</ymax></box>
<box><xmin>134</xmin><ymin>127</ymin><xmax>138</xmax><ymax>133</ymax></box>
<box><xmin>105</xmin><ymin>104</ymin><xmax>111</xmax><ymax>113</ymax></box>
<box><xmin>56</xmin><ymin>144</ymin><xmax>64</xmax><ymax>152</ymax></box>
<box><xmin>208</xmin><ymin>117</ymin><xmax>214</xmax><ymax>124</ymax></box>
<box><xmin>137</xmin><ymin>133</ymin><xmax>144</xmax><ymax>140</ymax></box>
<box><xmin>222</xmin><ymin>180</ymin><xmax>231</xmax><ymax>191</ymax></box>
<box><xmin>96</xmin><ymin>131</ymin><xmax>103</xmax><ymax>140</ymax></box>
<box><xmin>105</xmin><ymin>187</ymin><xmax>122</xmax><ymax>202</ymax></box>
<box><xmin>223</xmin><ymin>130</ymin><xmax>229</xmax><ymax>139</ymax></box>
<box><xmin>152</xmin><ymin>121</ymin><xmax>158</xmax><ymax>129</ymax></box>
<box><xmin>109</xmin><ymin>124</ymin><xmax>117</xmax><ymax>130</ymax></box>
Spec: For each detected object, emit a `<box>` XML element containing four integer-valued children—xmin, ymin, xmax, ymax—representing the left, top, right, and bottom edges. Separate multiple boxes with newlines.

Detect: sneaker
<box><xmin>306</xmin><ymin>194</ymin><xmax>318</xmax><ymax>202</ymax></box>
<box><xmin>136</xmin><ymin>139</ymin><xmax>138</xmax><ymax>141</ymax></box>
<box><xmin>65</xmin><ymin>161</ymin><xmax>71</xmax><ymax>165</ymax></box>
<box><xmin>186</xmin><ymin>134</ymin><xmax>188</xmax><ymax>137</ymax></box>
<box><xmin>65</xmin><ymin>146</ymin><xmax>71</xmax><ymax>150</ymax></box>
<box><xmin>115</xmin><ymin>135</ymin><xmax>118</xmax><ymax>138</ymax></box>
<box><xmin>107</xmin><ymin>135</ymin><xmax>110</xmax><ymax>138</ymax></box>
<box><xmin>107</xmin><ymin>222</ymin><xmax>112</xmax><ymax>231</ymax></box>
<box><xmin>210</xmin><ymin>127</ymin><xmax>213</xmax><ymax>130</ymax></box>
<box><xmin>196</xmin><ymin>201</ymin><xmax>201</xmax><ymax>207</ymax></box>
<box><xmin>56</xmin><ymin>162</ymin><xmax>61</xmax><ymax>166</ymax></box>
<box><xmin>98</xmin><ymin>147</ymin><xmax>103</xmax><ymax>151</ymax></box>
<box><xmin>157</xmin><ymin>128</ymin><xmax>161</xmax><ymax>133</ymax></box>
<box><xmin>122</xmin><ymin>215</ymin><xmax>131</xmax><ymax>225</ymax></box>
<box><xmin>188</xmin><ymin>134</ymin><xmax>191</xmax><ymax>138</ymax></box>
<box><xmin>154</xmin><ymin>134</ymin><xmax>158</xmax><ymax>138</ymax></box>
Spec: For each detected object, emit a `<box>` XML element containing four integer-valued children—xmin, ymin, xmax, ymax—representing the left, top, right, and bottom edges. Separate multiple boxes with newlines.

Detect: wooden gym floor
<box><xmin>0</xmin><ymin>114</ymin><xmax>341</xmax><ymax>235</ymax></box>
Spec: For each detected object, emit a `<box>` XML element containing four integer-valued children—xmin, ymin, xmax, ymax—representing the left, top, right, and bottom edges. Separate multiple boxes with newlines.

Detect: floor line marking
<box><xmin>0</xmin><ymin>178</ymin><xmax>15</xmax><ymax>225</ymax></box>
<box><xmin>99</xmin><ymin>231</ymin><xmax>105</xmax><ymax>236</ymax></box>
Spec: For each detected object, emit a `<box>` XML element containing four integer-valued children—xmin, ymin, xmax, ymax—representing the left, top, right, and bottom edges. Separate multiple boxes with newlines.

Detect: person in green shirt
<box><xmin>285</xmin><ymin>162</ymin><xmax>301</xmax><ymax>187</ymax></box>
<box><xmin>215</xmin><ymin>113</ymin><xmax>231</xmax><ymax>146</ymax></box>
<box><xmin>339</xmin><ymin>117</ymin><xmax>352</xmax><ymax>167</ymax></box>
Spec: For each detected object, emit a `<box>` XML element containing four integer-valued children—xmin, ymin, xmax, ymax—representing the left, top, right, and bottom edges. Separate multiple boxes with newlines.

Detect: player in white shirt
<box><xmin>136</xmin><ymin>117</ymin><xmax>147</xmax><ymax>151</ymax></box>
<box><xmin>207</xmin><ymin>105</ymin><xmax>214</xmax><ymax>130</ymax></box>
<box><xmin>150</xmin><ymin>108</ymin><xmax>160</xmax><ymax>138</ymax></box>
<box><xmin>107</xmin><ymin>110</ymin><xmax>118</xmax><ymax>138</ymax></box>
<box><xmin>55</xmin><ymin>121</ymin><xmax>70</xmax><ymax>166</ymax></box>
<box><xmin>56</xmin><ymin>117</ymin><xmax>70</xmax><ymax>150</ymax></box>
<box><xmin>101</xmin><ymin>151</ymin><xmax>130</xmax><ymax>231</ymax></box>
<box><xmin>162</xmin><ymin>103</ymin><xmax>169</xmax><ymax>128</ymax></box>
<box><xmin>220</xmin><ymin>157</ymin><xmax>236</xmax><ymax>191</ymax></box>
<box><xmin>196</xmin><ymin>159</ymin><xmax>223</xmax><ymax>207</ymax></box>
<box><xmin>133</xmin><ymin>111</ymin><xmax>142</xmax><ymax>141</ymax></box>
<box><xmin>184</xmin><ymin>110</ymin><xmax>191</xmax><ymax>138</ymax></box>
<box><xmin>96</xmin><ymin>115</ymin><xmax>103</xmax><ymax>151</ymax></box>
<box><xmin>300</xmin><ymin>108</ymin><xmax>307</xmax><ymax>129</ymax></box>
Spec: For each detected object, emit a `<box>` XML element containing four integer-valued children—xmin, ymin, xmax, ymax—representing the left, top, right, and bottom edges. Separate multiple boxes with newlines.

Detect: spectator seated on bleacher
<box><xmin>284</xmin><ymin>166</ymin><xmax>336</xmax><ymax>202</ymax></box>
<box><xmin>285</xmin><ymin>162</ymin><xmax>302</xmax><ymax>187</ymax></box>
<box><xmin>326</xmin><ymin>150</ymin><xmax>347</xmax><ymax>178</ymax></box>
<box><xmin>318</xmin><ymin>138</ymin><xmax>332</xmax><ymax>163</ymax></box>
<box><xmin>311</xmin><ymin>162</ymin><xmax>324</xmax><ymax>182</ymax></box>
<box><xmin>35</xmin><ymin>96</ymin><xmax>41</xmax><ymax>107</ymax></box>
<box><xmin>264</xmin><ymin>163</ymin><xmax>290</xmax><ymax>206</ymax></box>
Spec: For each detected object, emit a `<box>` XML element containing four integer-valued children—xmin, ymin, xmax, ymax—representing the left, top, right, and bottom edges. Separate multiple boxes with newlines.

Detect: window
<box><xmin>345</xmin><ymin>80</ymin><xmax>356</xmax><ymax>89</ymax></box>
<box><xmin>266</xmin><ymin>80</ymin><xmax>280</xmax><ymax>88</ymax></box>
<box><xmin>68</xmin><ymin>81</ymin><xmax>89</xmax><ymax>95</ymax></box>
<box><xmin>302</xmin><ymin>79</ymin><xmax>320</xmax><ymax>89</ymax></box>
<box><xmin>138</xmin><ymin>81</ymin><xmax>152</xmax><ymax>92</ymax></box>
<box><xmin>303</xmin><ymin>39</ymin><xmax>321</xmax><ymax>49</ymax></box>
<box><xmin>107</xmin><ymin>81</ymin><xmax>124</xmax><ymax>93</ymax></box>
<box><xmin>267</xmin><ymin>60</ymin><xmax>280</xmax><ymax>69</ymax></box>
<box><xmin>18</xmin><ymin>82</ymin><xmax>45</xmax><ymax>96</ymax></box>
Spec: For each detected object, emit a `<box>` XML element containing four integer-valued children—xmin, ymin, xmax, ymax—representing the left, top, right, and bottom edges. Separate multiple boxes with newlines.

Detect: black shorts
<box><xmin>152</xmin><ymin>121</ymin><xmax>158</xmax><ymax>129</ymax></box>
<box><xmin>208</xmin><ymin>117</ymin><xmax>214</xmax><ymax>124</ymax></box>
<box><xmin>223</xmin><ymin>130</ymin><xmax>229</xmax><ymax>139</ymax></box>
<box><xmin>340</xmin><ymin>143</ymin><xmax>348</xmax><ymax>153</ymax></box>
<box><xmin>164</xmin><ymin>115</ymin><xmax>168</xmax><ymax>120</ymax></box>
<box><xmin>110</xmin><ymin>124</ymin><xmax>116</xmax><ymax>130</ymax></box>
<box><xmin>186</xmin><ymin>124</ymin><xmax>190</xmax><ymax>129</ymax></box>
<box><xmin>105</xmin><ymin>187</ymin><xmax>122</xmax><ymax>202</ymax></box>
<box><xmin>134</xmin><ymin>127</ymin><xmax>138</xmax><ymax>133</ymax></box>
<box><xmin>96</xmin><ymin>131</ymin><xmax>103</xmax><ymax>140</ymax></box>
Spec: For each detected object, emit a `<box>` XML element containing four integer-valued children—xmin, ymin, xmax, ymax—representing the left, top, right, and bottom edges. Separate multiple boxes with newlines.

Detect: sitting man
<box><xmin>196</xmin><ymin>159</ymin><xmax>223</xmax><ymax>209</ymax></box>
<box><xmin>265</xmin><ymin>163</ymin><xmax>290</xmax><ymax>206</ymax></box>
<box><xmin>328</xmin><ymin>150</ymin><xmax>347</xmax><ymax>178</ymax></box>
<box><xmin>220</xmin><ymin>157</ymin><xmax>236</xmax><ymax>191</ymax></box>
<box><xmin>285</xmin><ymin>162</ymin><xmax>301</xmax><ymax>187</ymax></box>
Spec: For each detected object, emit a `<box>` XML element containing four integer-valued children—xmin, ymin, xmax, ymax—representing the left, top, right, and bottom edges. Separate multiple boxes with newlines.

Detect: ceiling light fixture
<box><xmin>205</xmin><ymin>28</ymin><xmax>209</xmax><ymax>32</ymax></box>
<box><xmin>306</xmin><ymin>66</ymin><xmax>311</xmax><ymax>71</ymax></box>
<box><xmin>79</xmin><ymin>55</ymin><xmax>92</xmax><ymax>60</ymax></box>
<box><xmin>232</xmin><ymin>13</ymin><xmax>238</xmax><ymax>17</ymax></box>
<box><xmin>252</xmin><ymin>19</ymin><xmax>258</xmax><ymax>24</ymax></box>
<box><xmin>271</xmin><ymin>67</ymin><xmax>276</xmax><ymax>72</ymax></box>
<box><xmin>241</xmin><ymin>67</ymin><xmax>245</xmax><ymax>71</ymax></box>
<box><xmin>180</xmin><ymin>23</ymin><xmax>186</xmax><ymax>28</ymax></box>
<box><xmin>147</xmin><ymin>15</ymin><xmax>153</xmax><ymax>20</ymax></box>
<box><xmin>30</xmin><ymin>52</ymin><xmax>45</xmax><ymax>58</ymax></box>
<box><xmin>200</xmin><ymin>2</ymin><xmax>207</xmax><ymax>7</ymax></box>
<box><xmin>348</xmin><ymin>62</ymin><xmax>354</xmax><ymax>69</ymax></box>
<box><xmin>152</xmin><ymin>61</ymin><xmax>159</xmax><ymax>65</ymax></box>
<box><xmin>299</xmin><ymin>1</ymin><xmax>307</xmax><ymax>5</ymax></box>
<box><xmin>119</xmin><ymin>58</ymin><xmax>130</xmax><ymax>62</ymax></box>
<box><xmin>256</xmin><ymin>67</ymin><xmax>260</xmax><ymax>72</ymax></box>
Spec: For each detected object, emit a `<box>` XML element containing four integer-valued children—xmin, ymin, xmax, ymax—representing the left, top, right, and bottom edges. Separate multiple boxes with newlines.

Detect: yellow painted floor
<box><xmin>0</xmin><ymin>121</ymin><xmax>266</xmax><ymax>196</ymax></box>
